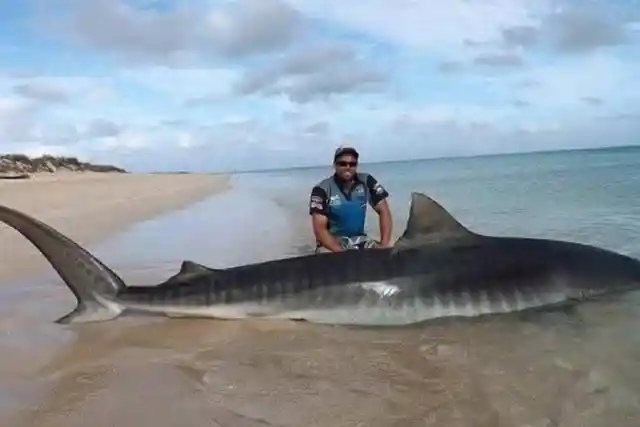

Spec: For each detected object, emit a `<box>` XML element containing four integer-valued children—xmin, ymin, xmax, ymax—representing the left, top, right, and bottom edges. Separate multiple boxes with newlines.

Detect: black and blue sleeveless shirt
<box><xmin>308</xmin><ymin>172</ymin><xmax>389</xmax><ymax>237</ymax></box>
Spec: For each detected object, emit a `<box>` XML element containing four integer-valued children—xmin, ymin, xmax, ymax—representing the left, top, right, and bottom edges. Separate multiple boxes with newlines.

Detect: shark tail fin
<box><xmin>0</xmin><ymin>204</ymin><xmax>127</xmax><ymax>324</ymax></box>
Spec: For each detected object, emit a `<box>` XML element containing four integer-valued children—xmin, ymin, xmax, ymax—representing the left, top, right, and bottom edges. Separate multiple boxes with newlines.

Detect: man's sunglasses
<box><xmin>336</xmin><ymin>161</ymin><xmax>357</xmax><ymax>167</ymax></box>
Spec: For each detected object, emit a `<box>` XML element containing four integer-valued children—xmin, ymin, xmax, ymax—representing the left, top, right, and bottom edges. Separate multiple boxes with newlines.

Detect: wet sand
<box><xmin>0</xmin><ymin>171</ymin><xmax>230</xmax><ymax>282</ymax></box>
<box><xmin>1</xmin><ymin>173</ymin><xmax>639</xmax><ymax>426</ymax></box>
<box><xmin>2</xmin><ymin>296</ymin><xmax>639</xmax><ymax>427</ymax></box>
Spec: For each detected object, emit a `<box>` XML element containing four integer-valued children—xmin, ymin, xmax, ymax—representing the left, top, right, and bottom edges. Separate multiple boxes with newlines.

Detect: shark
<box><xmin>1</xmin><ymin>192</ymin><xmax>639</xmax><ymax>326</ymax></box>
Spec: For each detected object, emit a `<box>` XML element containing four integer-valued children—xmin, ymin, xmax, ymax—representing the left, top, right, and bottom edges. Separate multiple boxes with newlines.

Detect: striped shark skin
<box><xmin>1</xmin><ymin>192</ymin><xmax>640</xmax><ymax>326</ymax></box>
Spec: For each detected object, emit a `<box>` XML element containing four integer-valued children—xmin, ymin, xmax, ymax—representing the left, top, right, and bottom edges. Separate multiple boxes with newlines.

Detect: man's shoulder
<box><xmin>358</xmin><ymin>172</ymin><xmax>389</xmax><ymax>199</ymax></box>
<box><xmin>312</xmin><ymin>176</ymin><xmax>335</xmax><ymax>191</ymax></box>
<box><xmin>355</xmin><ymin>171</ymin><xmax>373</xmax><ymax>181</ymax></box>
<box><xmin>355</xmin><ymin>171</ymin><xmax>380</xmax><ymax>186</ymax></box>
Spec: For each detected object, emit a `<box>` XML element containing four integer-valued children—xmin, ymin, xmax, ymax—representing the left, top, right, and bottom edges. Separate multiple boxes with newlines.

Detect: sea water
<box><xmin>3</xmin><ymin>146</ymin><xmax>640</xmax><ymax>427</ymax></box>
<box><xmin>231</xmin><ymin>146</ymin><xmax>640</xmax><ymax>259</ymax></box>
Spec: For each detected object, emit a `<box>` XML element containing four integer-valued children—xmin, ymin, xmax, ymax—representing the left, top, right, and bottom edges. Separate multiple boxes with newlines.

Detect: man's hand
<box><xmin>311</xmin><ymin>213</ymin><xmax>344</xmax><ymax>252</ymax></box>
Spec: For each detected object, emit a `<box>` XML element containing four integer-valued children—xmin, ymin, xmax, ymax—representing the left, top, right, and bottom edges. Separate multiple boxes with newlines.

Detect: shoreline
<box><xmin>0</xmin><ymin>172</ymin><xmax>231</xmax><ymax>283</ymax></box>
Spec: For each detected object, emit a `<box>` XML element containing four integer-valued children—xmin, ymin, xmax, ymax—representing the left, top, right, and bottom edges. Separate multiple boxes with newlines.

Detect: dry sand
<box><xmin>0</xmin><ymin>171</ymin><xmax>230</xmax><ymax>283</ymax></box>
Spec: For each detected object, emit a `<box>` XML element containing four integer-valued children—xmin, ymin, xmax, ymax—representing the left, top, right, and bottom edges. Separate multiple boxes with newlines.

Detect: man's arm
<box><xmin>309</xmin><ymin>186</ymin><xmax>343</xmax><ymax>252</ymax></box>
<box><xmin>365</xmin><ymin>175</ymin><xmax>393</xmax><ymax>247</ymax></box>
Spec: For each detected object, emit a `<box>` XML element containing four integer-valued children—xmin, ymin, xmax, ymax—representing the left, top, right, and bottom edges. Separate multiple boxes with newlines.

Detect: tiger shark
<box><xmin>1</xmin><ymin>192</ymin><xmax>639</xmax><ymax>326</ymax></box>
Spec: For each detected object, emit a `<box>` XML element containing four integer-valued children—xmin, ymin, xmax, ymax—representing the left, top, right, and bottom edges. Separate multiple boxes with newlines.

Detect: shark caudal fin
<box><xmin>0</xmin><ymin>204</ymin><xmax>126</xmax><ymax>324</ymax></box>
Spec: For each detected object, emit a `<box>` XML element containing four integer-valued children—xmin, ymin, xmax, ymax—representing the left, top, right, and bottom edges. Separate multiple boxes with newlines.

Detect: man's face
<box><xmin>334</xmin><ymin>154</ymin><xmax>358</xmax><ymax>181</ymax></box>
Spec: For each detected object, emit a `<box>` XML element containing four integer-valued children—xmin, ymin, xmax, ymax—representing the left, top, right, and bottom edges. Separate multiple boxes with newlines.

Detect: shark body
<box><xmin>1</xmin><ymin>192</ymin><xmax>639</xmax><ymax>326</ymax></box>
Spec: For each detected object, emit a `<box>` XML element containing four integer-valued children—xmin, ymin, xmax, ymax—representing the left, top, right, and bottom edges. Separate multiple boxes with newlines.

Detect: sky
<box><xmin>0</xmin><ymin>0</ymin><xmax>639</xmax><ymax>172</ymax></box>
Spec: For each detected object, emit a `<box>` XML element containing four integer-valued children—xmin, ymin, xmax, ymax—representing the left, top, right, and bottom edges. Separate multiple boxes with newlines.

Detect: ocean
<box><xmin>2</xmin><ymin>146</ymin><xmax>640</xmax><ymax>426</ymax></box>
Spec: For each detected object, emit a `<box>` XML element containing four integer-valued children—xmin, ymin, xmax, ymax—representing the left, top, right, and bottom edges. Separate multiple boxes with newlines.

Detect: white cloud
<box><xmin>0</xmin><ymin>96</ymin><xmax>41</xmax><ymax>143</ymax></box>
<box><xmin>43</xmin><ymin>0</ymin><xmax>302</xmax><ymax>63</ymax></box>
<box><xmin>118</xmin><ymin>66</ymin><xmax>241</xmax><ymax>102</ymax></box>
<box><xmin>200</xmin><ymin>0</ymin><xmax>302</xmax><ymax>56</ymax></box>
<box><xmin>516</xmin><ymin>54</ymin><xmax>640</xmax><ymax>111</ymax></box>
<box><xmin>288</xmin><ymin>0</ymin><xmax>552</xmax><ymax>52</ymax></box>
<box><xmin>0</xmin><ymin>0</ymin><xmax>637</xmax><ymax>171</ymax></box>
<box><xmin>235</xmin><ymin>41</ymin><xmax>387</xmax><ymax>103</ymax></box>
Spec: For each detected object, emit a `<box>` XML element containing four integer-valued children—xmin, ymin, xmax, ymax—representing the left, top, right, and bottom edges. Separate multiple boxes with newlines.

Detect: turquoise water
<box><xmin>230</xmin><ymin>146</ymin><xmax>640</xmax><ymax>258</ymax></box>
<box><xmin>4</xmin><ymin>146</ymin><xmax>640</xmax><ymax>427</ymax></box>
<box><xmin>89</xmin><ymin>146</ymin><xmax>640</xmax><ymax>275</ymax></box>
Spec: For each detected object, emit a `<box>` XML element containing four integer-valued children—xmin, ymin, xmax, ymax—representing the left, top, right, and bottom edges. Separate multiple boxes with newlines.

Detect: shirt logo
<box><xmin>310</xmin><ymin>195</ymin><xmax>323</xmax><ymax>210</ymax></box>
<box><xmin>373</xmin><ymin>183</ymin><xmax>385</xmax><ymax>195</ymax></box>
<box><xmin>329</xmin><ymin>195</ymin><xmax>341</xmax><ymax>206</ymax></box>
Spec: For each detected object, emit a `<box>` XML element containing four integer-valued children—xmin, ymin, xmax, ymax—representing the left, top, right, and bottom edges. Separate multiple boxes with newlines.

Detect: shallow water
<box><xmin>2</xmin><ymin>148</ymin><xmax>640</xmax><ymax>426</ymax></box>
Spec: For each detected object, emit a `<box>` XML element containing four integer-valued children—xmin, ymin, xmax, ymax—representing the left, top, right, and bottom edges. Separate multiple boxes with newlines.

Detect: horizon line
<box><xmin>228</xmin><ymin>143</ymin><xmax>640</xmax><ymax>175</ymax></box>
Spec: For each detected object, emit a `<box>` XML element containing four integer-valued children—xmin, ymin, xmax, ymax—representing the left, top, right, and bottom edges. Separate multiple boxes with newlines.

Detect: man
<box><xmin>308</xmin><ymin>145</ymin><xmax>393</xmax><ymax>252</ymax></box>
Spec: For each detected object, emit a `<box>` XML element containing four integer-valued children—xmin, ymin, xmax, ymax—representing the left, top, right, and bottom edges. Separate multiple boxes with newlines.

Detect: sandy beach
<box><xmin>1</xmin><ymin>155</ymin><xmax>639</xmax><ymax>427</ymax></box>
<box><xmin>0</xmin><ymin>171</ymin><xmax>230</xmax><ymax>283</ymax></box>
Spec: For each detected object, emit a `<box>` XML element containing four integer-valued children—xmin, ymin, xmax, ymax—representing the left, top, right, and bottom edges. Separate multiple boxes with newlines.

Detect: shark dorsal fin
<box><xmin>160</xmin><ymin>260</ymin><xmax>215</xmax><ymax>285</ymax></box>
<box><xmin>393</xmin><ymin>192</ymin><xmax>476</xmax><ymax>251</ymax></box>
<box><xmin>178</xmin><ymin>260</ymin><xmax>211</xmax><ymax>275</ymax></box>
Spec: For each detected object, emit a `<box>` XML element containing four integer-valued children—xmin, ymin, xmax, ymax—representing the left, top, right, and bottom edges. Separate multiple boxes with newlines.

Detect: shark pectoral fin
<box><xmin>393</xmin><ymin>192</ymin><xmax>479</xmax><ymax>251</ymax></box>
